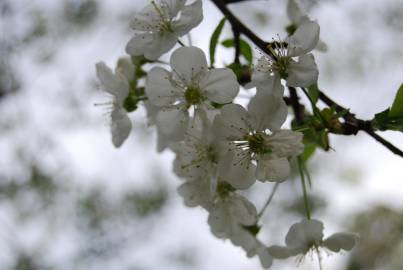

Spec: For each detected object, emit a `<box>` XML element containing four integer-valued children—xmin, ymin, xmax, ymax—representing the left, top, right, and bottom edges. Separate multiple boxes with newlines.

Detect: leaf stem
<box><xmin>258</xmin><ymin>182</ymin><xmax>280</xmax><ymax>218</ymax></box>
<box><xmin>297</xmin><ymin>156</ymin><xmax>311</xmax><ymax>220</ymax></box>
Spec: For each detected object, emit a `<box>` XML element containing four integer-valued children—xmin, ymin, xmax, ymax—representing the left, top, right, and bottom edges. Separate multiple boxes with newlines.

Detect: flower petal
<box><xmin>170</xmin><ymin>46</ymin><xmax>208</xmax><ymax>86</ymax></box>
<box><xmin>229</xmin><ymin>194</ymin><xmax>258</xmax><ymax>226</ymax></box>
<box><xmin>129</xmin><ymin>4</ymin><xmax>160</xmax><ymax>31</ymax></box>
<box><xmin>257</xmin><ymin>247</ymin><xmax>273</xmax><ymax>269</ymax></box>
<box><xmin>161</xmin><ymin>0</ymin><xmax>186</xmax><ymax>18</ymax></box>
<box><xmin>213</xmin><ymin>104</ymin><xmax>251</xmax><ymax>140</ymax></box>
<box><xmin>116</xmin><ymin>57</ymin><xmax>136</xmax><ymax>82</ymax></box>
<box><xmin>96</xmin><ymin>62</ymin><xmax>129</xmax><ymax>101</ymax></box>
<box><xmin>287</xmin><ymin>19</ymin><xmax>320</xmax><ymax>57</ymax></box>
<box><xmin>248</xmin><ymin>92</ymin><xmax>288</xmax><ymax>131</ymax></box>
<box><xmin>208</xmin><ymin>203</ymin><xmax>231</xmax><ymax>236</ymax></box>
<box><xmin>256</xmin><ymin>157</ymin><xmax>291</xmax><ymax>182</ymax></box>
<box><xmin>287</xmin><ymin>0</ymin><xmax>307</xmax><ymax>25</ymax></box>
<box><xmin>266</xmin><ymin>130</ymin><xmax>304</xmax><ymax>158</ymax></box>
<box><xmin>146</xmin><ymin>67</ymin><xmax>182</xmax><ymax>106</ymax></box>
<box><xmin>110</xmin><ymin>108</ymin><xmax>132</xmax><ymax>148</ymax></box>
<box><xmin>253</xmin><ymin>72</ymin><xmax>284</xmax><ymax>98</ymax></box>
<box><xmin>323</xmin><ymin>232</ymin><xmax>358</xmax><ymax>252</ymax></box>
<box><xmin>218</xmin><ymin>149</ymin><xmax>256</xmax><ymax>189</ymax></box>
<box><xmin>156</xmin><ymin>107</ymin><xmax>189</xmax><ymax>141</ymax></box>
<box><xmin>267</xmin><ymin>245</ymin><xmax>294</xmax><ymax>259</ymax></box>
<box><xmin>287</xmin><ymin>53</ymin><xmax>318</xmax><ymax>87</ymax></box>
<box><xmin>285</xmin><ymin>219</ymin><xmax>324</xmax><ymax>251</ymax></box>
<box><xmin>172</xmin><ymin>0</ymin><xmax>203</xmax><ymax>36</ymax></box>
<box><xmin>126</xmin><ymin>32</ymin><xmax>177</xmax><ymax>60</ymax></box>
<box><xmin>177</xmin><ymin>177</ymin><xmax>211</xmax><ymax>208</ymax></box>
<box><xmin>199</xmin><ymin>68</ymin><xmax>239</xmax><ymax>104</ymax></box>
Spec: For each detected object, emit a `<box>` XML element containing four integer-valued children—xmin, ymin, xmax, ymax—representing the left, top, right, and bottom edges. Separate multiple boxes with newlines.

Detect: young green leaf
<box><xmin>389</xmin><ymin>84</ymin><xmax>403</xmax><ymax>118</ymax></box>
<box><xmin>209</xmin><ymin>17</ymin><xmax>226</xmax><ymax>67</ymax></box>
<box><xmin>221</xmin><ymin>38</ymin><xmax>253</xmax><ymax>64</ymax></box>
<box><xmin>307</xmin><ymin>84</ymin><xmax>319</xmax><ymax>104</ymax></box>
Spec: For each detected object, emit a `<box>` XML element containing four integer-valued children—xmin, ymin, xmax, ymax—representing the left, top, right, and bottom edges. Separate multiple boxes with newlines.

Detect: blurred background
<box><xmin>1</xmin><ymin>0</ymin><xmax>403</xmax><ymax>269</ymax></box>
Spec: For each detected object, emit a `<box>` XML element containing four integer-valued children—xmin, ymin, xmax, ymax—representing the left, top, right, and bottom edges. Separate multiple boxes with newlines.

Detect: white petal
<box><xmin>316</xmin><ymin>39</ymin><xmax>328</xmax><ymax>52</ymax></box>
<box><xmin>172</xmin><ymin>0</ymin><xmax>203</xmax><ymax>36</ymax></box>
<box><xmin>161</xmin><ymin>0</ymin><xmax>186</xmax><ymax>18</ymax></box>
<box><xmin>247</xmin><ymin>56</ymin><xmax>272</xmax><ymax>90</ymax></box>
<box><xmin>146</xmin><ymin>67</ymin><xmax>182</xmax><ymax>106</ymax></box>
<box><xmin>156</xmin><ymin>107</ymin><xmax>189</xmax><ymax>141</ymax></box>
<box><xmin>170</xmin><ymin>46</ymin><xmax>208</xmax><ymax>85</ymax></box>
<box><xmin>96</xmin><ymin>62</ymin><xmax>129</xmax><ymax>104</ymax></box>
<box><xmin>266</xmin><ymin>130</ymin><xmax>304</xmax><ymax>157</ymax></box>
<box><xmin>287</xmin><ymin>53</ymin><xmax>318</xmax><ymax>87</ymax></box>
<box><xmin>213</xmin><ymin>104</ymin><xmax>251</xmax><ymax>140</ymax></box>
<box><xmin>257</xmin><ymin>247</ymin><xmax>273</xmax><ymax>269</ymax></box>
<box><xmin>256</xmin><ymin>157</ymin><xmax>291</xmax><ymax>182</ymax></box>
<box><xmin>248</xmin><ymin>92</ymin><xmax>288</xmax><ymax>131</ymax></box>
<box><xmin>287</xmin><ymin>19</ymin><xmax>320</xmax><ymax>57</ymax></box>
<box><xmin>287</xmin><ymin>0</ymin><xmax>308</xmax><ymax>25</ymax></box>
<box><xmin>253</xmin><ymin>72</ymin><xmax>284</xmax><ymax>98</ymax></box>
<box><xmin>230</xmin><ymin>226</ymin><xmax>258</xmax><ymax>253</ymax></box>
<box><xmin>129</xmin><ymin>4</ymin><xmax>160</xmax><ymax>31</ymax></box>
<box><xmin>156</xmin><ymin>132</ymin><xmax>169</xmax><ymax>152</ymax></box>
<box><xmin>285</xmin><ymin>219</ymin><xmax>324</xmax><ymax>250</ymax></box>
<box><xmin>267</xmin><ymin>245</ymin><xmax>293</xmax><ymax>259</ymax></box>
<box><xmin>229</xmin><ymin>194</ymin><xmax>258</xmax><ymax>226</ymax></box>
<box><xmin>208</xmin><ymin>203</ymin><xmax>231</xmax><ymax>235</ymax></box>
<box><xmin>218</xmin><ymin>150</ymin><xmax>256</xmax><ymax>190</ymax></box>
<box><xmin>116</xmin><ymin>57</ymin><xmax>135</xmax><ymax>82</ymax></box>
<box><xmin>110</xmin><ymin>108</ymin><xmax>132</xmax><ymax>148</ymax></box>
<box><xmin>126</xmin><ymin>32</ymin><xmax>177</xmax><ymax>60</ymax></box>
<box><xmin>323</xmin><ymin>232</ymin><xmax>358</xmax><ymax>252</ymax></box>
<box><xmin>199</xmin><ymin>68</ymin><xmax>239</xmax><ymax>104</ymax></box>
<box><xmin>177</xmin><ymin>178</ymin><xmax>211</xmax><ymax>208</ymax></box>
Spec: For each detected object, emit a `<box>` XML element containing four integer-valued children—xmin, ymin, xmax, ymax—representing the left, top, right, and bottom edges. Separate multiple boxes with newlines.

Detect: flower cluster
<box><xmin>94</xmin><ymin>0</ymin><xmax>358</xmax><ymax>268</ymax></box>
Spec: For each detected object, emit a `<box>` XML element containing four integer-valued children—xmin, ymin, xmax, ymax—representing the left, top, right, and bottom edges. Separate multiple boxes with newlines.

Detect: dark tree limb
<box><xmin>210</xmin><ymin>0</ymin><xmax>403</xmax><ymax>158</ymax></box>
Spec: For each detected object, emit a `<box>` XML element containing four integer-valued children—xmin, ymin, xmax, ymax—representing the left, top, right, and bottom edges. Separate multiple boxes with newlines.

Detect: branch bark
<box><xmin>210</xmin><ymin>0</ymin><xmax>403</xmax><ymax>158</ymax></box>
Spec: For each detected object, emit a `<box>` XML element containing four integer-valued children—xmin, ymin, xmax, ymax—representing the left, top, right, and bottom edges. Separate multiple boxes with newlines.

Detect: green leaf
<box><xmin>389</xmin><ymin>84</ymin><xmax>403</xmax><ymax>118</ymax></box>
<box><xmin>221</xmin><ymin>38</ymin><xmax>253</xmax><ymax>64</ymax></box>
<box><xmin>307</xmin><ymin>84</ymin><xmax>319</xmax><ymax>104</ymax></box>
<box><xmin>209</xmin><ymin>17</ymin><xmax>226</xmax><ymax>67</ymax></box>
<box><xmin>301</xmin><ymin>144</ymin><xmax>316</xmax><ymax>162</ymax></box>
<box><xmin>372</xmin><ymin>85</ymin><xmax>403</xmax><ymax>132</ymax></box>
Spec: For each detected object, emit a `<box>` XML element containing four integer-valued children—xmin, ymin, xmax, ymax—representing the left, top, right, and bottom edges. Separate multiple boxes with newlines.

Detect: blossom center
<box><xmin>216</xmin><ymin>181</ymin><xmax>235</xmax><ymax>198</ymax></box>
<box><xmin>184</xmin><ymin>86</ymin><xmax>204</xmax><ymax>106</ymax></box>
<box><xmin>267</xmin><ymin>39</ymin><xmax>290</xmax><ymax>79</ymax></box>
<box><xmin>244</xmin><ymin>133</ymin><xmax>271</xmax><ymax>155</ymax></box>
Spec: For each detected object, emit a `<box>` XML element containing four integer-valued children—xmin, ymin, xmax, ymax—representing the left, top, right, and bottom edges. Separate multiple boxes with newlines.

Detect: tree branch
<box><xmin>210</xmin><ymin>0</ymin><xmax>403</xmax><ymax>158</ymax></box>
<box><xmin>231</xmin><ymin>25</ymin><xmax>241</xmax><ymax>64</ymax></box>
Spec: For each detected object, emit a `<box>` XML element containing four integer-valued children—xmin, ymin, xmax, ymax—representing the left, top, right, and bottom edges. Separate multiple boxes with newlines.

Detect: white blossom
<box><xmin>96</xmin><ymin>62</ymin><xmax>132</xmax><ymax>147</ymax></box>
<box><xmin>252</xmin><ymin>18</ymin><xmax>320</xmax><ymax>89</ymax></box>
<box><xmin>207</xmin><ymin>192</ymin><xmax>273</xmax><ymax>268</ymax></box>
<box><xmin>146</xmin><ymin>46</ymin><xmax>239</xmax><ymax>141</ymax></box>
<box><xmin>213</xmin><ymin>101</ymin><xmax>303</xmax><ymax>189</ymax></box>
<box><xmin>287</xmin><ymin>0</ymin><xmax>327</xmax><ymax>52</ymax></box>
<box><xmin>126</xmin><ymin>0</ymin><xmax>203</xmax><ymax>60</ymax></box>
<box><xmin>268</xmin><ymin>219</ymin><xmax>358</xmax><ymax>259</ymax></box>
<box><xmin>172</xmin><ymin>123</ymin><xmax>219</xmax><ymax>181</ymax></box>
<box><xmin>177</xmin><ymin>177</ymin><xmax>212</xmax><ymax>208</ymax></box>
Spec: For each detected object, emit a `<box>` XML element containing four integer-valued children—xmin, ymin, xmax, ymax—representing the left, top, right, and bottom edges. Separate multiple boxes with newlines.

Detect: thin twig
<box><xmin>258</xmin><ymin>182</ymin><xmax>280</xmax><ymax>218</ymax></box>
<box><xmin>288</xmin><ymin>86</ymin><xmax>304</xmax><ymax>123</ymax></box>
<box><xmin>232</xmin><ymin>25</ymin><xmax>241</xmax><ymax>64</ymax></box>
<box><xmin>210</xmin><ymin>0</ymin><xmax>403</xmax><ymax>158</ymax></box>
<box><xmin>297</xmin><ymin>156</ymin><xmax>311</xmax><ymax>220</ymax></box>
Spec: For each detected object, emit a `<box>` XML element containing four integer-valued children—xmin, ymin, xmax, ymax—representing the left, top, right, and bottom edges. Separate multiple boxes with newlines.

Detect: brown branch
<box><xmin>288</xmin><ymin>87</ymin><xmax>304</xmax><ymax>123</ymax></box>
<box><xmin>232</xmin><ymin>25</ymin><xmax>241</xmax><ymax>64</ymax></box>
<box><xmin>210</xmin><ymin>0</ymin><xmax>403</xmax><ymax>158</ymax></box>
